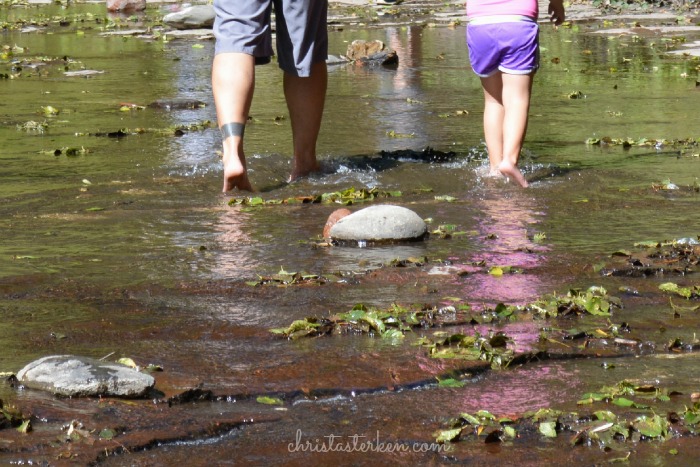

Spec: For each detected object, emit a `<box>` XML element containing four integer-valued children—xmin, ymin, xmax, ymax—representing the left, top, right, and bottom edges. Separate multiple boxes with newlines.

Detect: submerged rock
<box><xmin>346</xmin><ymin>39</ymin><xmax>385</xmax><ymax>60</ymax></box>
<box><xmin>328</xmin><ymin>204</ymin><xmax>427</xmax><ymax>243</ymax></box>
<box><xmin>17</xmin><ymin>355</ymin><xmax>155</xmax><ymax>398</ymax></box>
<box><xmin>358</xmin><ymin>50</ymin><xmax>398</xmax><ymax>66</ymax></box>
<box><xmin>163</xmin><ymin>5</ymin><xmax>215</xmax><ymax>30</ymax></box>
<box><xmin>346</xmin><ymin>39</ymin><xmax>398</xmax><ymax>67</ymax></box>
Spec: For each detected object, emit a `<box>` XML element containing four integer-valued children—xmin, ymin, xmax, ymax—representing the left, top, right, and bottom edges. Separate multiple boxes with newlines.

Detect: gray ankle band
<box><xmin>220</xmin><ymin>122</ymin><xmax>245</xmax><ymax>140</ymax></box>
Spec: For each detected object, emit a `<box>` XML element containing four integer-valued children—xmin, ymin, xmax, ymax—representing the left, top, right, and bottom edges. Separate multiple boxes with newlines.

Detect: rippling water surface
<box><xmin>1</xmin><ymin>5</ymin><xmax>700</xmax><ymax>464</ymax></box>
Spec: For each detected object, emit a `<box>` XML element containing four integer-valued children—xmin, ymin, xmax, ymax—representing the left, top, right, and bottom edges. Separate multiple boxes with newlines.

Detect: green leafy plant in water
<box><xmin>436</xmin><ymin>377</ymin><xmax>465</xmax><ymax>388</ymax></box>
<box><xmin>336</xmin><ymin>303</ymin><xmax>435</xmax><ymax>338</ymax></box>
<box><xmin>153</xmin><ymin>120</ymin><xmax>214</xmax><ymax>136</ymax></box>
<box><xmin>631</xmin><ymin>413</ymin><xmax>669</xmax><ymax>440</ymax></box>
<box><xmin>256</xmin><ymin>396</ymin><xmax>284</xmax><ymax>406</ymax></box>
<box><xmin>250</xmin><ymin>257</ymin><xmax>433</xmax><ymax>288</ymax></box>
<box><xmin>487</xmin><ymin>265</ymin><xmax>523</xmax><ymax>277</ymax></box>
<box><xmin>322</xmin><ymin>187</ymin><xmax>402</xmax><ymax>204</ymax></box>
<box><xmin>437</xmin><ymin>394</ymin><xmax>680</xmax><ymax>449</ymax></box>
<box><xmin>247</xmin><ymin>266</ymin><xmax>344</xmax><ymax>287</ymax></box>
<box><xmin>269</xmin><ymin>317</ymin><xmax>333</xmax><ymax>340</ymax></box>
<box><xmin>681</xmin><ymin>403</ymin><xmax>700</xmax><ymax>433</ymax></box>
<box><xmin>659</xmin><ymin>282</ymin><xmax>700</xmax><ymax>299</ymax></box>
<box><xmin>40</xmin><ymin>105</ymin><xmax>59</xmax><ymax>116</ymax></box>
<box><xmin>230</xmin><ymin>187</ymin><xmax>402</xmax><ymax>207</ymax></box>
<box><xmin>523</xmin><ymin>286</ymin><xmax>621</xmax><ymax>318</ymax></box>
<box><xmin>270</xmin><ymin>285</ymin><xmax>624</xmax><ymax>344</ymax></box>
<box><xmin>434</xmin><ymin>195</ymin><xmax>458</xmax><ymax>202</ymax></box>
<box><xmin>586</xmin><ymin>136</ymin><xmax>700</xmax><ymax>148</ymax></box>
<box><xmin>532</xmin><ymin>232</ymin><xmax>547</xmax><ymax>243</ymax></box>
<box><xmin>434</xmin><ymin>409</ymin><xmax>515</xmax><ymax>444</ymax></box>
<box><xmin>431</xmin><ymin>223</ymin><xmax>470</xmax><ymax>238</ymax></box>
<box><xmin>577</xmin><ymin>380</ymin><xmax>677</xmax><ymax>408</ymax></box>
<box><xmin>0</xmin><ymin>398</ymin><xmax>27</xmax><ymax>430</ymax></box>
<box><xmin>386</xmin><ymin>256</ymin><xmax>430</xmax><ymax>267</ymax></box>
<box><xmin>270</xmin><ymin>301</ymin><xmax>472</xmax><ymax>339</ymax></box>
<box><xmin>417</xmin><ymin>330</ymin><xmax>514</xmax><ymax>369</ymax></box>
<box><xmin>667</xmin><ymin>334</ymin><xmax>700</xmax><ymax>352</ymax></box>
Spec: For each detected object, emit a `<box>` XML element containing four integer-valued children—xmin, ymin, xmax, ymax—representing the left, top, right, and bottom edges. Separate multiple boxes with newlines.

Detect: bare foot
<box><xmin>498</xmin><ymin>160</ymin><xmax>529</xmax><ymax>188</ymax></box>
<box><xmin>487</xmin><ymin>168</ymin><xmax>503</xmax><ymax>179</ymax></box>
<box><xmin>289</xmin><ymin>157</ymin><xmax>320</xmax><ymax>183</ymax></box>
<box><xmin>222</xmin><ymin>153</ymin><xmax>254</xmax><ymax>192</ymax></box>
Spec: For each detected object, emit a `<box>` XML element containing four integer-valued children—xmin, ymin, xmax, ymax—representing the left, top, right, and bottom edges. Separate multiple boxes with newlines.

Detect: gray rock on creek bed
<box><xmin>328</xmin><ymin>204</ymin><xmax>427</xmax><ymax>243</ymax></box>
<box><xmin>162</xmin><ymin>5</ymin><xmax>215</xmax><ymax>30</ymax></box>
<box><xmin>17</xmin><ymin>355</ymin><xmax>155</xmax><ymax>398</ymax></box>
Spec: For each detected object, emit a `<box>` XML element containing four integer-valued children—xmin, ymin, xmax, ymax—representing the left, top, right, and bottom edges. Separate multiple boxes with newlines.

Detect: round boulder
<box><xmin>17</xmin><ymin>355</ymin><xmax>155</xmax><ymax>398</ymax></box>
<box><xmin>162</xmin><ymin>5</ymin><xmax>215</xmax><ymax>30</ymax></box>
<box><xmin>327</xmin><ymin>204</ymin><xmax>427</xmax><ymax>243</ymax></box>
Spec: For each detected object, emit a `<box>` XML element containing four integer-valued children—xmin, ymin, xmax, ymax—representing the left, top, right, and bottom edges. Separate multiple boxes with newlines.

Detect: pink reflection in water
<box><xmin>466</xmin><ymin>363</ymin><xmax>580</xmax><ymax>415</ymax></box>
<box><xmin>211</xmin><ymin>203</ymin><xmax>261</xmax><ymax>278</ymax></box>
<box><xmin>463</xmin><ymin>189</ymin><xmax>548</xmax><ymax>305</ymax></box>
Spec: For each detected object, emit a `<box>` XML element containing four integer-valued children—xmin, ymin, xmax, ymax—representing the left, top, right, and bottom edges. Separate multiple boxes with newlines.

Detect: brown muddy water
<box><xmin>2</xmin><ymin>2</ymin><xmax>700</xmax><ymax>465</ymax></box>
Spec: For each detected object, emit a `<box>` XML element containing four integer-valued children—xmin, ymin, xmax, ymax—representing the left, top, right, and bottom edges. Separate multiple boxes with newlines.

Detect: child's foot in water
<box><xmin>498</xmin><ymin>160</ymin><xmax>529</xmax><ymax>188</ymax></box>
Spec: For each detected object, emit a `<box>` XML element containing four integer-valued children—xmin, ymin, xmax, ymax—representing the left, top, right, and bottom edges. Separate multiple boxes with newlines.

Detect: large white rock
<box><xmin>17</xmin><ymin>355</ymin><xmax>155</xmax><ymax>398</ymax></box>
<box><xmin>328</xmin><ymin>204</ymin><xmax>427</xmax><ymax>242</ymax></box>
<box><xmin>163</xmin><ymin>5</ymin><xmax>215</xmax><ymax>30</ymax></box>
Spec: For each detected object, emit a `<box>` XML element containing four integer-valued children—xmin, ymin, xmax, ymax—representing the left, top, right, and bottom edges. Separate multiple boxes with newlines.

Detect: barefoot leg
<box><xmin>480</xmin><ymin>73</ymin><xmax>505</xmax><ymax>177</ymax></box>
<box><xmin>500</xmin><ymin>72</ymin><xmax>534</xmax><ymax>188</ymax></box>
<box><xmin>284</xmin><ymin>61</ymin><xmax>327</xmax><ymax>182</ymax></box>
<box><xmin>212</xmin><ymin>52</ymin><xmax>255</xmax><ymax>192</ymax></box>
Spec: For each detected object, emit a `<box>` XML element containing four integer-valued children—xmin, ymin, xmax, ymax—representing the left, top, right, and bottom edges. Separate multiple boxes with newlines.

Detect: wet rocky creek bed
<box><xmin>2</xmin><ymin>0</ymin><xmax>700</xmax><ymax>464</ymax></box>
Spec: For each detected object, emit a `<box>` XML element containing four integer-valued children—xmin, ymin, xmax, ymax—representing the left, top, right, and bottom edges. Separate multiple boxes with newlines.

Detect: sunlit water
<box><xmin>1</xmin><ymin>4</ymin><xmax>700</xmax><ymax>464</ymax></box>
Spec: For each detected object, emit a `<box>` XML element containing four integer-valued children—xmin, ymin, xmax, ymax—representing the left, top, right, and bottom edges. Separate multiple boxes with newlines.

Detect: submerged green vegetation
<box><xmin>268</xmin><ymin>236</ymin><xmax>699</xmax><ymax>341</ymax></box>
<box><xmin>435</xmin><ymin>380</ymin><xmax>700</xmax><ymax>450</ymax></box>
<box><xmin>229</xmin><ymin>187</ymin><xmax>403</xmax><ymax>208</ymax></box>
<box><xmin>269</xmin><ymin>285</ymin><xmax>622</xmax><ymax>340</ymax></box>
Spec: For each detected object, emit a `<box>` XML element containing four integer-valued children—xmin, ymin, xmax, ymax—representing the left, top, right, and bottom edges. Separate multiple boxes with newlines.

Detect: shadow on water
<box><xmin>2</xmin><ymin>3</ymin><xmax>700</xmax><ymax>465</ymax></box>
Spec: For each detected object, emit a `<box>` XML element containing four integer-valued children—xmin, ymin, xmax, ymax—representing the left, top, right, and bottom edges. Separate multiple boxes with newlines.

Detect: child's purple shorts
<box><xmin>467</xmin><ymin>20</ymin><xmax>540</xmax><ymax>78</ymax></box>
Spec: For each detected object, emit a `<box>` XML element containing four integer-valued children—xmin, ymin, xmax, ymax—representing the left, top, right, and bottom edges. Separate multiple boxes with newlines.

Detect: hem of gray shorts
<box><xmin>279</xmin><ymin>55</ymin><xmax>328</xmax><ymax>78</ymax></box>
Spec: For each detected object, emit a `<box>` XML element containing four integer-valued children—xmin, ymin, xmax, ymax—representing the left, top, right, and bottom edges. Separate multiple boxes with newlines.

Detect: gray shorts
<box><xmin>213</xmin><ymin>0</ymin><xmax>328</xmax><ymax>77</ymax></box>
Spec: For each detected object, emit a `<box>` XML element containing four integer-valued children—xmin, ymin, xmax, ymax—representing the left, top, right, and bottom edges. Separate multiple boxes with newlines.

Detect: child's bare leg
<box><xmin>498</xmin><ymin>72</ymin><xmax>534</xmax><ymax>188</ymax></box>
<box><xmin>480</xmin><ymin>73</ymin><xmax>505</xmax><ymax>177</ymax></box>
<box><xmin>284</xmin><ymin>61</ymin><xmax>327</xmax><ymax>182</ymax></box>
<box><xmin>212</xmin><ymin>52</ymin><xmax>255</xmax><ymax>192</ymax></box>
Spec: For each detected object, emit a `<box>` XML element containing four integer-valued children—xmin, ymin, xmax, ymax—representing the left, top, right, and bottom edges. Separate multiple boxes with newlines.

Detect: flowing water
<box><xmin>1</xmin><ymin>2</ymin><xmax>700</xmax><ymax>465</ymax></box>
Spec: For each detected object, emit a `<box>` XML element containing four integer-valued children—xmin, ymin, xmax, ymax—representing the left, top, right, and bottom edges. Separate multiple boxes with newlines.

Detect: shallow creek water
<box><xmin>1</xmin><ymin>2</ymin><xmax>700</xmax><ymax>465</ymax></box>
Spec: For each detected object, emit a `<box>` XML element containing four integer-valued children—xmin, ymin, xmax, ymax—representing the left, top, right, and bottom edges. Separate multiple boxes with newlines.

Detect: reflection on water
<box><xmin>465</xmin><ymin>186</ymin><xmax>546</xmax><ymax>303</ymax></box>
<box><xmin>212</xmin><ymin>205</ymin><xmax>261</xmax><ymax>278</ymax></box>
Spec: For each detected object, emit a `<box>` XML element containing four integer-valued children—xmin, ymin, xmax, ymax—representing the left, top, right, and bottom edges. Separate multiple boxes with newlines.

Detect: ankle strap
<box><xmin>220</xmin><ymin>122</ymin><xmax>245</xmax><ymax>139</ymax></box>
